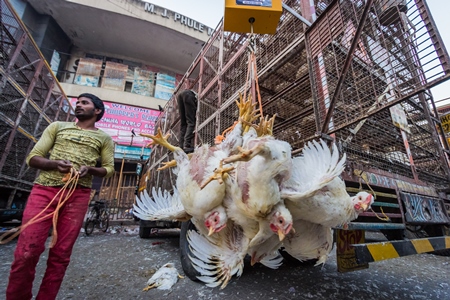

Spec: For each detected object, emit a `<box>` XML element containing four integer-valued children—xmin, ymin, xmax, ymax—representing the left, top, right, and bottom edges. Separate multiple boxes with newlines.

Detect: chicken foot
<box><xmin>157</xmin><ymin>153</ymin><xmax>194</xmax><ymax>171</ymax></box>
<box><xmin>200</xmin><ymin>161</ymin><xmax>235</xmax><ymax>189</ymax></box>
<box><xmin>254</xmin><ymin>114</ymin><xmax>276</xmax><ymax>137</ymax></box>
<box><xmin>236</xmin><ymin>94</ymin><xmax>259</xmax><ymax>133</ymax></box>
<box><xmin>140</xmin><ymin>128</ymin><xmax>180</xmax><ymax>152</ymax></box>
<box><xmin>222</xmin><ymin>143</ymin><xmax>266</xmax><ymax>164</ymax></box>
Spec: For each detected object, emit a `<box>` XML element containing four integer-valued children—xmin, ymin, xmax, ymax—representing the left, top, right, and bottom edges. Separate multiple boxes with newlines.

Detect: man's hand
<box><xmin>78</xmin><ymin>166</ymin><xmax>90</xmax><ymax>178</ymax></box>
<box><xmin>56</xmin><ymin>160</ymin><xmax>72</xmax><ymax>173</ymax></box>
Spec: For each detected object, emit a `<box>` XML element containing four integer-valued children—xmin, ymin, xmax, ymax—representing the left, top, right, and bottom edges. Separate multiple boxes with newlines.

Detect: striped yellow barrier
<box><xmin>353</xmin><ymin>236</ymin><xmax>450</xmax><ymax>265</ymax></box>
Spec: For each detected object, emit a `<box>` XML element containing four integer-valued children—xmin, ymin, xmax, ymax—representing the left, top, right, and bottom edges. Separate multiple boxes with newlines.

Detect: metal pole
<box><xmin>321</xmin><ymin>0</ymin><xmax>375</xmax><ymax>133</ymax></box>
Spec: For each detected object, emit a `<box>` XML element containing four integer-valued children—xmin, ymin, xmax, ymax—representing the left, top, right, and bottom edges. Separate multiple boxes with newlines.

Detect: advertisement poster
<box><xmin>70</xmin><ymin>98</ymin><xmax>160</xmax><ymax>147</ymax></box>
<box><xmin>236</xmin><ymin>0</ymin><xmax>272</xmax><ymax>7</ymax></box>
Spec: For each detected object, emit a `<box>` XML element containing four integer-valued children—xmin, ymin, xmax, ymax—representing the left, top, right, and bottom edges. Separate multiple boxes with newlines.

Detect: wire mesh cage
<box><xmin>146</xmin><ymin>0</ymin><xmax>450</xmax><ymax>193</ymax></box>
<box><xmin>306</xmin><ymin>0</ymin><xmax>450</xmax><ymax>189</ymax></box>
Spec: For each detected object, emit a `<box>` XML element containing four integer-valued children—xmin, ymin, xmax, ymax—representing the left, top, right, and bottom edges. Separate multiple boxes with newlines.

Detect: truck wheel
<box><xmin>139</xmin><ymin>220</ymin><xmax>152</xmax><ymax>239</ymax></box>
<box><xmin>179</xmin><ymin>220</ymin><xmax>201</xmax><ymax>281</ymax></box>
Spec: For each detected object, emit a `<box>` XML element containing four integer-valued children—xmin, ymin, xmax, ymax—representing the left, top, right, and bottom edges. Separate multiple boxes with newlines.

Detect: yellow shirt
<box><xmin>26</xmin><ymin>122</ymin><xmax>115</xmax><ymax>187</ymax></box>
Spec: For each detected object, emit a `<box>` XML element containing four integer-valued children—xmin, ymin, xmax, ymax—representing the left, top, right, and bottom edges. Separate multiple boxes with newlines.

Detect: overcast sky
<box><xmin>145</xmin><ymin>0</ymin><xmax>450</xmax><ymax>105</ymax></box>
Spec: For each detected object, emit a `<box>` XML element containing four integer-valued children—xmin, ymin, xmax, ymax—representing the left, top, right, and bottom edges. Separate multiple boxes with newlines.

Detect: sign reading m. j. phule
<box><xmin>143</xmin><ymin>2</ymin><xmax>214</xmax><ymax>36</ymax></box>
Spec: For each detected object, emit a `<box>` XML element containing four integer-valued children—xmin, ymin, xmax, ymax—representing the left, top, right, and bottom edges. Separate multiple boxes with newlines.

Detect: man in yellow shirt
<box><xmin>6</xmin><ymin>93</ymin><xmax>115</xmax><ymax>300</ymax></box>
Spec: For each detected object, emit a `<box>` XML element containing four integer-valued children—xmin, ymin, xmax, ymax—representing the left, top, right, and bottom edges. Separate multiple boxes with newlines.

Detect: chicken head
<box><xmin>269</xmin><ymin>204</ymin><xmax>294</xmax><ymax>241</ymax></box>
<box><xmin>352</xmin><ymin>191</ymin><xmax>374</xmax><ymax>213</ymax></box>
<box><xmin>204</xmin><ymin>205</ymin><xmax>228</xmax><ymax>236</ymax></box>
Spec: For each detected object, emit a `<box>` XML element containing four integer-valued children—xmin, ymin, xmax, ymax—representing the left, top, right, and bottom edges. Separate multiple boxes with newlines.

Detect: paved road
<box><xmin>1</xmin><ymin>225</ymin><xmax>449</xmax><ymax>300</ymax></box>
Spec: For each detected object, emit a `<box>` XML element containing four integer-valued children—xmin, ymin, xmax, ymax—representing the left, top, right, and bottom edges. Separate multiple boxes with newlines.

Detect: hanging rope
<box><xmin>354</xmin><ymin>170</ymin><xmax>390</xmax><ymax>222</ymax></box>
<box><xmin>0</xmin><ymin>167</ymin><xmax>80</xmax><ymax>246</ymax></box>
<box><xmin>215</xmin><ymin>21</ymin><xmax>264</xmax><ymax>144</ymax></box>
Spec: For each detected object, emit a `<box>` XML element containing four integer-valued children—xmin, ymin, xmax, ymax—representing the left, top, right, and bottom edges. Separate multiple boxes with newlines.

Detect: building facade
<box><xmin>8</xmin><ymin>0</ymin><xmax>215</xmax><ymax>214</ymax></box>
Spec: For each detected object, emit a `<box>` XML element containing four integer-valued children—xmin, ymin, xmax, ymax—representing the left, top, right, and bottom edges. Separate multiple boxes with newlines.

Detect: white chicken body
<box><xmin>281</xmin><ymin>140</ymin><xmax>373</xmax><ymax>228</ymax></box>
<box><xmin>283</xmin><ymin>219</ymin><xmax>333</xmax><ymax>266</ymax></box>
<box><xmin>144</xmin><ymin>262</ymin><xmax>181</xmax><ymax>290</ymax></box>
<box><xmin>233</xmin><ymin>130</ymin><xmax>292</xmax><ymax>220</ymax></box>
<box><xmin>222</xmin><ymin>128</ymin><xmax>293</xmax><ymax>247</ymax></box>
<box><xmin>285</xmin><ymin>177</ymin><xmax>359</xmax><ymax>227</ymax></box>
<box><xmin>177</xmin><ymin>144</ymin><xmax>228</xmax><ymax>218</ymax></box>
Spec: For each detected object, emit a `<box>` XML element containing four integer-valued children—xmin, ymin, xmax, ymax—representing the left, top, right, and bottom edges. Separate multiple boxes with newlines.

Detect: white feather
<box><xmin>187</xmin><ymin>225</ymin><xmax>247</xmax><ymax>289</ymax></box>
<box><xmin>281</xmin><ymin>139</ymin><xmax>346</xmax><ymax>201</ymax></box>
<box><xmin>133</xmin><ymin>187</ymin><xmax>188</xmax><ymax>221</ymax></box>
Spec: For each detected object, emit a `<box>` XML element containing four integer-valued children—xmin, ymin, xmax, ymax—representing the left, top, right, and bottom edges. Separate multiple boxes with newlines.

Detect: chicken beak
<box><xmin>277</xmin><ymin>229</ymin><xmax>286</xmax><ymax>241</ymax></box>
<box><xmin>360</xmin><ymin>202</ymin><xmax>369</xmax><ymax>211</ymax></box>
<box><xmin>208</xmin><ymin>226</ymin><xmax>215</xmax><ymax>236</ymax></box>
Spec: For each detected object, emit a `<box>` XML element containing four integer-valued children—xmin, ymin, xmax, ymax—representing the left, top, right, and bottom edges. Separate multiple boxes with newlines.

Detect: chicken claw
<box><xmin>254</xmin><ymin>114</ymin><xmax>276</xmax><ymax>136</ymax></box>
<box><xmin>157</xmin><ymin>153</ymin><xmax>194</xmax><ymax>171</ymax></box>
<box><xmin>222</xmin><ymin>144</ymin><xmax>265</xmax><ymax>164</ymax></box>
<box><xmin>140</xmin><ymin>128</ymin><xmax>179</xmax><ymax>152</ymax></box>
<box><xmin>200</xmin><ymin>161</ymin><xmax>235</xmax><ymax>189</ymax></box>
<box><xmin>157</xmin><ymin>159</ymin><xmax>177</xmax><ymax>171</ymax></box>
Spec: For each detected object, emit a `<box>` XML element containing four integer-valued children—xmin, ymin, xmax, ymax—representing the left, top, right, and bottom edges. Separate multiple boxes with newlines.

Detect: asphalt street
<box><xmin>0</xmin><ymin>225</ymin><xmax>449</xmax><ymax>300</ymax></box>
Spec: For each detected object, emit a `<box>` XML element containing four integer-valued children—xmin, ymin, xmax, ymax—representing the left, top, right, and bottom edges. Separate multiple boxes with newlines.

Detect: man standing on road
<box><xmin>177</xmin><ymin>89</ymin><xmax>198</xmax><ymax>154</ymax></box>
<box><xmin>6</xmin><ymin>93</ymin><xmax>115</xmax><ymax>300</ymax></box>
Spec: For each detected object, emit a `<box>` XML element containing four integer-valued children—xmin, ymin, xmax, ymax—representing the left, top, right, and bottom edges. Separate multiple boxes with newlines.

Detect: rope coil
<box><xmin>0</xmin><ymin>167</ymin><xmax>80</xmax><ymax>246</ymax></box>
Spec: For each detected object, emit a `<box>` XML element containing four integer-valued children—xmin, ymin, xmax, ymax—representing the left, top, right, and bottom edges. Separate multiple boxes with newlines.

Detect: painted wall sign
<box><xmin>336</xmin><ymin>229</ymin><xmax>368</xmax><ymax>272</ymax></box>
<box><xmin>70</xmin><ymin>98</ymin><xmax>159</xmax><ymax>147</ymax></box>
<box><xmin>144</xmin><ymin>3</ymin><xmax>214</xmax><ymax>36</ymax></box>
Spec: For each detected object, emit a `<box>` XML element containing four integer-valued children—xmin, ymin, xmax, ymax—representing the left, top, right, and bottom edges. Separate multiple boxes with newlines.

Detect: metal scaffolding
<box><xmin>0</xmin><ymin>0</ymin><xmax>72</xmax><ymax>209</ymax></box>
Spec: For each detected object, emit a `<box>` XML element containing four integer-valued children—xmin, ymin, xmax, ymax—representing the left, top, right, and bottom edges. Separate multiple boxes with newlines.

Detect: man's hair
<box><xmin>78</xmin><ymin>93</ymin><xmax>105</xmax><ymax>121</ymax></box>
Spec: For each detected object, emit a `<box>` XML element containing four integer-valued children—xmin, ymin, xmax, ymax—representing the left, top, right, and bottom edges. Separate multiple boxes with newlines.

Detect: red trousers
<box><xmin>6</xmin><ymin>184</ymin><xmax>91</xmax><ymax>300</ymax></box>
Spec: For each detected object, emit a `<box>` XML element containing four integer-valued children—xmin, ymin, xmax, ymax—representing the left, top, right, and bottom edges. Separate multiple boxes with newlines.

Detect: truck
<box><xmin>0</xmin><ymin>1</ymin><xmax>73</xmax><ymax>223</ymax></box>
<box><xmin>140</xmin><ymin>0</ymin><xmax>450</xmax><ymax>278</ymax></box>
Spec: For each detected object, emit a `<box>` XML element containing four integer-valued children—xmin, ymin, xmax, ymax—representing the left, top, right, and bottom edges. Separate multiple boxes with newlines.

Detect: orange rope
<box><xmin>215</xmin><ymin>37</ymin><xmax>263</xmax><ymax>144</ymax></box>
<box><xmin>0</xmin><ymin>168</ymin><xmax>80</xmax><ymax>246</ymax></box>
<box><xmin>214</xmin><ymin>121</ymin><xmax>238</xmax><ymax>145</ymax></box>
<box><xmin>251</xmin><ymin>52</ymin><xmax>264</xmax><ymax>118</ymax></box>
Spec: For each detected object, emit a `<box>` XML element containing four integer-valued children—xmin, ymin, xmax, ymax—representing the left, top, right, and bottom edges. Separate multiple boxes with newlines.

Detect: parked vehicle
<box><xmin>143</xmin><ymin>0</ymin><xmax>450</xmax><ymax>276</ymax></box>
<box><xmin>84</xmin><ymin>200</ymin><xmax>110</xmax><ymax>236</ymax></box>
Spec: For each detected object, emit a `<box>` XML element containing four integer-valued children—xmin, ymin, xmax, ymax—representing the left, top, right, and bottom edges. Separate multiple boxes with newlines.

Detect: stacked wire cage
<box><xmin>146</xmin><ymin>0</ymin><xmax>450</xmax><ymax>194</ymax></box>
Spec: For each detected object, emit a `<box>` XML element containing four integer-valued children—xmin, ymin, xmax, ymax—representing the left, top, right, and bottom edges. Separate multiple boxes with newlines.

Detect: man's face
<box><xmin>75</xmin><ymin>97</ymin><xmax>98</xmax><ymax>120</ymax></box>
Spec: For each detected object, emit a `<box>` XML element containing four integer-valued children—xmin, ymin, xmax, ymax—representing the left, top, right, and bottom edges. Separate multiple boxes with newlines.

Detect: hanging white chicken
<box><xmin>282</xmin><ymin>219</ymin><xmax>333</xmax><ymax>266</ymax></box>
<box><xmin>281</xmin><ymin>139</ymin><xmax>374</xmax><ymax>228</ymax></box>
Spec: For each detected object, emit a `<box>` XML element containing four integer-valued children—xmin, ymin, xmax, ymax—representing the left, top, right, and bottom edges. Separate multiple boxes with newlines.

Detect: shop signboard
<box><xmin>70</xmin><ymin>98</ymin><xmax>160</xmax><ymax>147</ymax></box>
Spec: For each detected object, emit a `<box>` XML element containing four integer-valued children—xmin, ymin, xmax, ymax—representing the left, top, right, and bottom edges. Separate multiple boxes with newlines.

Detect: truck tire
<box><xmin>139</xmin><ymin>220</ymin><xmax>152</xmax><ymax>238</ymax></box>
<box><xmin>179</xmin><ymin>220</ymin><xmax>201</xmax><ymax>281</ymax></box>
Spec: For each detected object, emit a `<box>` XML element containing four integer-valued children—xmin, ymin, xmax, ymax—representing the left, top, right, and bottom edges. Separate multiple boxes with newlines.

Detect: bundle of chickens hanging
<box><xmin>135</xmin><ymin>94</ymin><xmax>374</xmax><ymax>289</ymax></box>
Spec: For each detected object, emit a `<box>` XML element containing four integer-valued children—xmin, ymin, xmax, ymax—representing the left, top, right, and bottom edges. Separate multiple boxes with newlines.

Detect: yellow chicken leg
<box><xmin>142</xmin><ymin>283</ymin><xmax>157</xmax><ymax>292</ymax></box>
<box><xmin>157</xmin><ymin>153</ymin><xmax>194</xmax><ymax>171</ymax></box>
<box><xmin>222</xmin><ymin>143</ymin><xmax>266</xmax><ymax>164</ymax></box>
<box><xmin>140</xmin><ymin>128</ymin><xmax>180</xmax><ymax>152</ymax></box>
<box><xmin>157</xmin><ymin>160</ymin><xmax>178</xmax><ymax>171</ymax></box>
<box><xmin>200</xmin><ymin>161</ymin><xmax>235</xmax><ymax>189</ymax></box>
